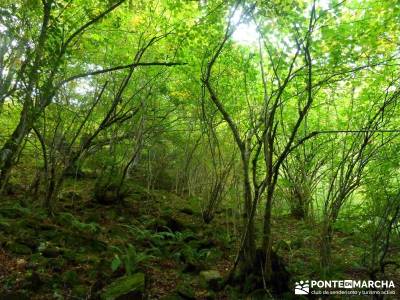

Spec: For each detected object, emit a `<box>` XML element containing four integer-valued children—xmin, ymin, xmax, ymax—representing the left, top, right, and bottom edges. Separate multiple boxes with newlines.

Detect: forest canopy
<box><xmin>0</xmin><ymin>0</ymin><xmax>399</xmax><ymax>299</ymax></box>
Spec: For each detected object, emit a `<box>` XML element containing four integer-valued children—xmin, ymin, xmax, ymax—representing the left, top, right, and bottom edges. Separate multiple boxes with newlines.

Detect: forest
<box><xmin>0</xmin><ymin>0</ymin><xmax>399</xmax><ymax>299</ymax></box>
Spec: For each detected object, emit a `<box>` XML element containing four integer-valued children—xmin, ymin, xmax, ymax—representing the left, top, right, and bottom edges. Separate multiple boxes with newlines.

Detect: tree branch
<box><xmin>62</xmin><ymin>0</ymin><xmax>127</xmax><ymax>52</ymax></box>
<box><xmin>58</xmin><ymin>61</ymin><xmax>187</xmax><ymax>88</ymax></box>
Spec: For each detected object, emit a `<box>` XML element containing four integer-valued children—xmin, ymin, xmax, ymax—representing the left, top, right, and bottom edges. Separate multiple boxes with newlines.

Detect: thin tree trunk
<box><xmin>0</xmin><ymin>105</ymin><xmax>35</xmax><ymax>192</ymax></box>
<box><xmin>261</xmin><ymin>184</ymin><xmax>274</xmax><ymax>281</ymax></box>
<box><xmin>320</xmin><ymin>218</ymin><xmax>334</xmax><ymax>275</ymax></box>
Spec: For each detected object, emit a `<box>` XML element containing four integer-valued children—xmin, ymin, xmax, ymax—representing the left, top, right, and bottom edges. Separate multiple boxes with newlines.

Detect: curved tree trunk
<box><xmin>0</xmin><ymin>105</ymin><xmax>35</xmax><ymax>192</ymax></box>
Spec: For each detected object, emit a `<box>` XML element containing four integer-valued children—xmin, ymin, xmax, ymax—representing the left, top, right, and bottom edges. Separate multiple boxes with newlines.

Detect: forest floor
<box><xmin>0</xmin><ymin>177</ymin><xmax>399</xmax><ymax>299</ymax></box>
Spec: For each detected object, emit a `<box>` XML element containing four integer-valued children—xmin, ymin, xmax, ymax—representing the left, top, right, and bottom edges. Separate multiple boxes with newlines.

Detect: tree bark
<box><xmin>0</xmin><ymin>104</ymin><xmax>36</xmax><ymax>191</ymax></box>
<box><xmin>320</xmin><ymin>218</ymin><xmax>334</xmax><ymax>275</ymax></box>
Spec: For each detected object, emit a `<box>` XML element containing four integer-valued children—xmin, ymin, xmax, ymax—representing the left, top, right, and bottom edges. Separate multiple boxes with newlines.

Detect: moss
<box><xmin>101</xmin><ymin>273</ymin><xmax>145</xmax><ymax>300</ymax></box>
<box><xmin>7</xmin><ymin>242</ymin><xmax>32</xmax><ymax>255</ymax></box>
<box><xmin>72</xmin><ymin>285</ymin><xmax>87</xmax><ymax>297</ymax></box>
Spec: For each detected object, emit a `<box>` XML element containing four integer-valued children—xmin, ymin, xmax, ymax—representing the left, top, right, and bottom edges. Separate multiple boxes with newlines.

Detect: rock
<box><xmin>179</xmin><ymin>208</ymin><xmax>194</xmax><ymax>215</ymax></box>
<box><xmin>176</xmin><ymin>283</ymin><xmax>196</xmax><ymax>299</ymax></box>
<box><xmin>7</xmin><ymin>242</ymin><xmax>32</xmax><ymax>254</ymax></box>
<box><xmin>101</xmin><ymin>273</ymin><xmax>145</xmax><ymax>300</ymax></box>
<box><xmin>199</xmin><ymin>270</ymin><xmax>223</xmax><ymax>291</ymax></box>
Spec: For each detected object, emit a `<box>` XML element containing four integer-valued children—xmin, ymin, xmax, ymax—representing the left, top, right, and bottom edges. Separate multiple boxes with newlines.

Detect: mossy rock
<box><xmin>199</xmin><ymin>270</ymin><xmax>222</xmax><ymax>291</ymax></box>
<box><xmin>101</xmin><ymin>273</ymin><xmax>145</xmax><ymax>300</ymax></box>
<box><xmin>175</xmin><ymin>282</ymin><xmax>196</xmax><ymax>299</ymax></box>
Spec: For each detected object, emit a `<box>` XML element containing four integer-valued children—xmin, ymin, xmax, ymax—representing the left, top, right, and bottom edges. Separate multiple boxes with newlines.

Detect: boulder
<box><xmin>199</xmin><ymin>270</ymin><xmax>223</xmax><ymax>291</ymax></box>
<box><xmin>175</xmin><ymin>283</ymin><xmax>196</xmax><ymax>299</ymax></box>
<box><xmin>101</xmin><ymin>273</ymin><xmax>145</xmax><ymax>300</ymax></box>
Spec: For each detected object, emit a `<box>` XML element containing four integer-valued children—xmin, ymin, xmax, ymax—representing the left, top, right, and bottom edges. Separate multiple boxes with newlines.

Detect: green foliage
<box><xmin>119</xmin><ymin>224</ymin><xmax>167</xmax><ymax>252</ymax></box>
<box><xmin>1</xmin><ymin>0</ymin><xmax>400</xmax><ymax>297</ymax></box>
<box><xmin>101</xmin><ymin>273</ymin><xmax>145</xmax><ymax>300</ymax></box>
<box><xmin>58</xmin><ymin>212</ymin><xmax>100</xmax><ymax>235</ymax></box>
<box><xmin>109</xmin><ymin>244</ymin><xmax>153</xmax><ymax>275</ymax></box>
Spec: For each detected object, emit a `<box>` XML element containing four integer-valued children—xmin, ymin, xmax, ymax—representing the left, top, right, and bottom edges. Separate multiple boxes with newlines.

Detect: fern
<box><xmin>58</xmin><ymin>212</ymin><xmax>100</xmax><ymax>234</ymax></box>
<box><xmin>110</xmin><ymin>243</ymin><xmax>153</xmax><ymax>275</ymax></box>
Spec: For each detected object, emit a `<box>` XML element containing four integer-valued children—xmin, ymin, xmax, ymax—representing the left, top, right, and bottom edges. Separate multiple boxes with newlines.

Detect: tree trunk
<box><xmin>290</xmin><ymin>187</ymin><xmax>308</xmax><ymax>219</ymax></box>
<box><xmin>320</xmin><ymin>218</ymin><xmax>334</xmax><ymax>275</ymax></box>
<box><xmin>262</xmin><ymin>184</ymin><xmax>274</xmax><ymax>282</ymax></box>
<box><xmin>0</xmin><ymin>105</ymin><xmax>35</xmax><ymax>191</ymax></box>
<box><xmin>239</xmin><ymin>159</ymin><xmax>257</xmax><ymax>272</ymax></box>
